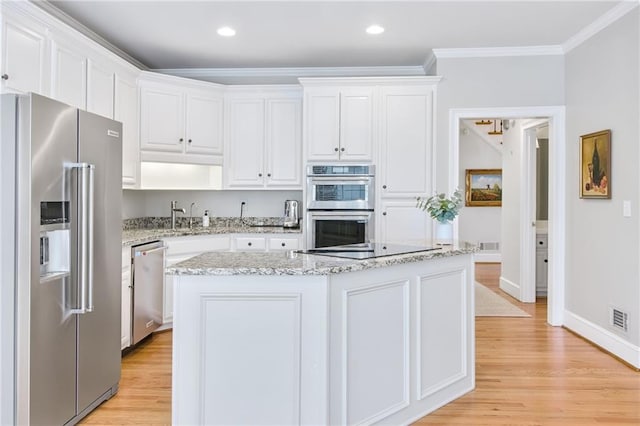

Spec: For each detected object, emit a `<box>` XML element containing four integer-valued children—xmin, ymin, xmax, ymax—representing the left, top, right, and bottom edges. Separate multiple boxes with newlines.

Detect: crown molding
<box><xmin>28</xmin><ymin>0</ymin><xmax>148</xmax><ymax>70</ymax></box>
<box><xmin>422</xmin><ymin>51</ymin><xmax>437</xmax><ymax>74</ymax></box>
<box><xmin>562</xmin><ymin>1</ymin><xmax>639</xmax><ymax>53</ymax></box>
<box><xmin>138</xmin><ymin>70</ymin><xmax>226</xmax><ymax>91</ymax></box>
<box><xmin>298</xmin><ymin>75</ymin><xmax>442</xmax><ymax>87</ymax></box>
<box><xmin>433</xmin><ymin>45</ymin><xmax>564</xmax><ymax>59</ymax></box>
<box><xmin>153</xmin><ymin>66</ymin><xmax>425</xmax><ymax>80</ymax></box>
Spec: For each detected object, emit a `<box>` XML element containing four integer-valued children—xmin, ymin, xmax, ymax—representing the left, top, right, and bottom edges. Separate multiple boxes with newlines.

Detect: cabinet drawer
<box><xmin>235</xmin><ymin>237</ymin><xmax>266</xmax><ymax>251</ymax></box>
<box><xmin>165</xmin><ymin>235</ymin><xmax>231</xmax><ymax>256</ymax></box>
<box><xmin>536</xmin><ymin>234</ymin><xmax>548</xmax><ymax>249</ymax></box>
<box><xmin>269</xmin><ymin>238</ymin><xmax>299</xmax><ymax>251</ymax></box>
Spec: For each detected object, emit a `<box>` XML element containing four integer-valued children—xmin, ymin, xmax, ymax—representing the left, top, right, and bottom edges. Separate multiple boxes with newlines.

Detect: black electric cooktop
<box><xmin>300</xmin><ymin>242</ymin><xmax>441</xmax><ymax>260</ymax></box>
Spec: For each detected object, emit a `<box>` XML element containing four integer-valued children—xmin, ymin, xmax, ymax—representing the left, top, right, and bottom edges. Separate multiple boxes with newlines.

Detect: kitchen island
<box><xmin>167</xmin><ymin>242</ymin><xmax>477</xmax><ymax>425</ymax></box>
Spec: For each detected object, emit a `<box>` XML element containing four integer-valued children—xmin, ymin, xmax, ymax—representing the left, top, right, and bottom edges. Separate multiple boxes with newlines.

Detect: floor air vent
<box><xmin>610</xmin><ymin>307</ymin><xmax>628</xmax><ymax>332</ymax></box>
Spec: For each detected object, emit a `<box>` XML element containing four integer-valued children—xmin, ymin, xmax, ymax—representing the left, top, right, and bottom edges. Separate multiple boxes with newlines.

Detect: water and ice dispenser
<box><xmin>39</xmin><ymin>201</ymin><xmax>70</xmax><ymax>279</ymax></box>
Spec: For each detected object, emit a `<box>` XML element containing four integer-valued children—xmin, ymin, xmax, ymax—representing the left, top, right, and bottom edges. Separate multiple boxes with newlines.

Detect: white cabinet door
<box><xmin>115</xmin><ymin>74</ymin><xmax>139</xmax><ymax>188</ymax></box>
<box><xmin>379</xmin><ymin>86</ymin><xmax>434</xmax><ymax>198</ymax></box>
<box><xmin>266</xmin><ymin>97</ymin><xmax>302</xmax><ymax>188</ymax></box>
<box><xmin>378</xmin><ymin>200</ymin><xmax>431</xmax><ymax>244</ymax></box>
<box><xmin>305</xmin><ymin>91</ymin><xmax>340</xmax><ymax>161</ymax></box>
<box><xmin>50</xmin><ymin>39</ymin><xmax>87</xmax><ymax>110</ymax></box>
<box><xmin>225</xmin><ymin>98</ymin><xmax>265</xmax><ymax>187</ymax></box>
<box><xmin>1</xmin><ymin>16</ymin><xmax>47</xmax><ymax>95</ymax></box>
<box><xmin>185</xmin><ymin>92</ymin><xmax>223</xmax><ymax>155</ymax></box>
<box><xmin>339</xmin><ymin>89</ymin><xmax>373</xmax><ymax>161</ymax></box>
<box><xmin>140</xmin><ymin>85</ymin><xmax>184</xmax><ymax>153</ymax></box>
<box><xmin>121</xmin><ymin>247</ymin><xmax>132</xmax><ymax>350</ymax></box>
<box><xmin>235</xmin><ymin>236</ymin><xmax>267</xmax><ymax>251</ymax></box>
<box><xmin>86</xmin><ymin>58</ymin><xmax>114</xmax><ymax>119</ymax></box>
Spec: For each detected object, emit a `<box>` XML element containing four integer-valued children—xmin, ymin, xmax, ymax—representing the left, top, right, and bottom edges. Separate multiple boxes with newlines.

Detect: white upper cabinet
<box><xmin>378</xmin><ymin>85</ymin><xmax>436</xmax><ymax>198</ymax></box>
<box><xmin>86</xmin><ymin>58</ymin><xmax>115</xmax><ymax>119</ymax></box>
<box><xmin>139</xmin><ymin>72</ymin><xmax>224</xmax><ymax>165</ymax></box>
<box><xmin>301</xmin><ymin>82</ymin><xmax>374</xmax><ymax>162</ymax></box>
<box><xmin>377</xmin><ymin>199</ymin><xmax>431</xmax><ymax>244</ymax></box>
<box><xmin>224</xmin><ymin>86</ymin><xmax>302</xmax><ymax>189</ymax></box>
<box><xmin>50</xmin><ymin>35</ymin><xmax>87</xmax><ymax>110</ymax></box>
<box><xmin>115</xmin><ymin>70</ymin><xmax>139</xmax><ymax>188</ymax></box>
<box><xmin>0</xmin><ymin>9</ymin><xmax>48</xmax><ymax>95</ymax></box>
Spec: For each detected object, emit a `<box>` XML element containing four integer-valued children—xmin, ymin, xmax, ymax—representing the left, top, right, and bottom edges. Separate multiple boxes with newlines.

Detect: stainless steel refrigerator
<box><xmin>2</xmin><ymin>93</ymin><xmax>122</xmax><ymax>425</ymax></box>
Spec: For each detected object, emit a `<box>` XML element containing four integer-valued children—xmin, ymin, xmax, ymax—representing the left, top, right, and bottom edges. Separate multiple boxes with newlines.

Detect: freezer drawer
<box><xmin>131</xmin><ymin>241</ymin><xmax>166</xmax><ymax>345</ymax></box>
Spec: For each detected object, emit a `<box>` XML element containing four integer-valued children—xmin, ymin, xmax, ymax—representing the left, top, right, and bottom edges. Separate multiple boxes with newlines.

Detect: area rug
<box><xmin>475</xmin><ymin>282</ymin><xmax>531</xmax><ymax>317</ymax></box>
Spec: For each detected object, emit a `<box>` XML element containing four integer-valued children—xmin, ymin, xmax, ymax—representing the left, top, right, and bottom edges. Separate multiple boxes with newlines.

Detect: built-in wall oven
<box><xmin>306</xmin><ymin>164</ymin><xmax>375</xmax><ymax>248</ymax></box>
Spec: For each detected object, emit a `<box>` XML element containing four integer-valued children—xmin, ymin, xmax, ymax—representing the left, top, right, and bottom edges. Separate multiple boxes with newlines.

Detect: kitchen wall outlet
<box><xmin>623</xmin><ymin>200</ymin><xmax>631</xmax><ymax>217</ymax></box>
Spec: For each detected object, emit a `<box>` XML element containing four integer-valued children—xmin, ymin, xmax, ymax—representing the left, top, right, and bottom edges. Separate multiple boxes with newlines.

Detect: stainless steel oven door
<box><xmin>306</xmin><ymin>176</ymin><xmax>375</xmax><ymax>210</ymax></box>
<box><xmin>306</xmin><ymin>210</ymin><xmax>374</xmax><ymax>249</ymax></box>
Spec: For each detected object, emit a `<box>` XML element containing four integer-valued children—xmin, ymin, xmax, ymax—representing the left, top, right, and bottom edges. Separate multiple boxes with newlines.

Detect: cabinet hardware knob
<box><xmin>340</xmin><ymin>147</ymin><xmax>345</xmax><ymax>152</ymax></box>
<box><xmin>382</xmin><ymin>185</ymin><xmax>387</xmax><ymax>189</ymax></box>
<box><xmin>1</xmin><ymin>74</ymin><xmax>8</xmax><ymax>80</ymax></box>
<box><xmin>382</xmin><ymin>246</ymin><xmax>387</xmax><ymax>250</ymax></box>
<box><xmin>188</xmin><ymin>139</ymin><xmax>192</xmax><ymax>143</ymax></box>
<box><xmin>267</xmin><ymin>173</ymin><xmax>271</xmax><ymax>177</ymax></box>
<box><xmin>334</xmin><ymin>147</ymin><xmax>339</xmax><ymax>152</ymax></box>
<box><xmin>544</xmin><ymin>259</ymin><xmax>548</xmax><ymax>263</ymax></box>
<box><xmin>248</xmin><ymin>242</ymin><xmax>252</xmax><ymax>246</ymax></box>
<box><xmin>258</xmin><ymin>173</ymin><xmax>262</xmax><ymax>177</ymax></box>
<box><xmin>281</xmin><ymin>242</ymin><xmax>286</xmax><ymax>247</ymax></box>
<box><xmin>179</xmin><ymin>138</ymin><xmax>183</xmax><ymax>142</ymax></box>
<box><xmin>539</xmin><ymin>241</ymin><xmax>543</xmax><ymax>245</ymax></box>
<box><xmin>382</xmin><ymin>212</ymin><xmax>387</xmax><ymax>216</ymax></box>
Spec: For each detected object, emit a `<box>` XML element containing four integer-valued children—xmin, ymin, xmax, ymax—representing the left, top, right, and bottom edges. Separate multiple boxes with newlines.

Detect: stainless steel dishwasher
<box><xmin>131</xmin><ymin>240</ymin><xmax>166</xmax><ymax>345</ymax></box>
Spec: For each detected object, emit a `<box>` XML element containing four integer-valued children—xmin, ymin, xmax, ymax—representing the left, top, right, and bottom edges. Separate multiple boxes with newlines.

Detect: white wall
<box><xmin>123</xmin><ymin>189</ymin><xmax>303</xmax><ymax>219</ymax></box>
<box><xmin>435</xmin><ymin>55</ymin><xmax>565</xmax><ymax>192</ymax></box>
<box><xmin>500</xmin><ymin>120</ymin><xmax>524</xmax><ymax>289</ymax></box>
<box><xmin>457</xmin><ymin>126</ymin><xmax>502</xmax><ymax>247</ymax></box>
<box><xmin>565</xmin><ymin>10</ymin><xmax>640</xmax><ymax>348</ymax></box>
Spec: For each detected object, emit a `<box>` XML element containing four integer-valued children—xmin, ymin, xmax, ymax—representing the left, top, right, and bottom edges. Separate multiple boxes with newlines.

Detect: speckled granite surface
<box><xmin>123</xmin><ymin>224</ymin><xmax>302</xmax><ymax>247</ymax></box>
<box><xmin>166</xmin><ymin>242</ymin><xmax>477</xmax><ymax>276</ymax></box>
<box><xmin>123</xmin><ymin>216</ymin><xmax>287</xmax><ymax>230</ymax></box>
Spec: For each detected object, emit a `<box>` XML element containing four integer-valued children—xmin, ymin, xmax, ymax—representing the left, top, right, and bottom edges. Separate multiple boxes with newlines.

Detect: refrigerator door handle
<box><xmin>70</xmin><ymin>162</ymin><xmax>95</xmax><ymax>314</ymax></box>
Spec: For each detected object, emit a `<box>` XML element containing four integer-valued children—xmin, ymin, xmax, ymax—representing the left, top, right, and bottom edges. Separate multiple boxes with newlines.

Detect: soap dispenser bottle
<box><xmin>202</xmin><ymin>210</ymin><xmax>210</xmax><ymax>227</ymax></box>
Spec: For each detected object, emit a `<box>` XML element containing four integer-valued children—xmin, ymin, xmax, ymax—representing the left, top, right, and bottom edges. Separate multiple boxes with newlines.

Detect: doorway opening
<box><xmin>450</xmin><ymin>106</ymin><xmax>566</xmax><ymax>326</ymax></box>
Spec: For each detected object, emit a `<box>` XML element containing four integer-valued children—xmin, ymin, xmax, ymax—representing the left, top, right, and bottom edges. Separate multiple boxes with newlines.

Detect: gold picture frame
<box><xmin>580</xmin><ymin>129</ymin><xmax>611</xmax><ymax>199</ymax></box>
<box><xmin>465</xmin><ymin>169</ymin><xmax>502</xmax><ymax>207</ymax></box>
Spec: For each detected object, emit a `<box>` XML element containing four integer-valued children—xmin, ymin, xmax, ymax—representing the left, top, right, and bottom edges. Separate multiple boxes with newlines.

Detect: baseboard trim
<box><xmin>499</xmin><ymin>276</ymin><xmax>519</xmax><ymax>300</ymax></box>
<box><xmin>563</xmin><ymin>309</ymin><xmax>640</xmax><ymax>369</ymax></box>
<box><xmin>474</xmin><ymin>252</ymin><xmax>501</xmax><ymax>263</ymax></box>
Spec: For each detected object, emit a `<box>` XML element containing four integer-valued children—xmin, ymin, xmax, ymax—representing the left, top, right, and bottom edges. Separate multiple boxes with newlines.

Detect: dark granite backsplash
<box><xmin>123</xmin><ymin>216</ymin><xmax>286</xmax><ymax>230</ymax></box>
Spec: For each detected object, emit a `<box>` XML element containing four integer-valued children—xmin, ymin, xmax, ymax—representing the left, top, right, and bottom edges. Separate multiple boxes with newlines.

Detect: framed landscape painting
<box><xmin>580</xmin><ymin>129</ymin><xmax>611</xmax><ymax>199</ymax></box>
<box><xmin>465</xmin><ymin>169</ymin><xmax>502</xmax><ymax>207</ymax></box>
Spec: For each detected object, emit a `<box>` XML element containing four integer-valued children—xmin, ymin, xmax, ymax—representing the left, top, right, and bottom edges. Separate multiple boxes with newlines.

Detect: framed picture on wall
<box><xmin>465</xmin><ymin>169</ymin><xmax>502</xmax><ymax>207</ymax></box>
<box><xmin>580</xmin><ymin>129</ymin><xmax>611</xmax><ymax>199</ymax></box>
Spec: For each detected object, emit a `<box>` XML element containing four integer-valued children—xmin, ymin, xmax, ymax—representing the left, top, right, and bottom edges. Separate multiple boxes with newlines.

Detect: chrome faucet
<box><xmin>170</xmin><ymin>201</ymin><xmax>185</xmax><ymax>230</ymax></box>
<box><xmin>189</xmin><ymin>202</ymin><xmax>197</xmax><ymax>229</ymax></box>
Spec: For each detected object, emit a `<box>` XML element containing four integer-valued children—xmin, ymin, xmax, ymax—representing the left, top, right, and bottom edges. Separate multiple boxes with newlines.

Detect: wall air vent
<box><xmin>610</xmin><ymin>307</ymin><xmax>628</xmax><ymax>332</ymax></box>
<box><xmin>479</xmin><ymin>242</ymin><xmax>500</xmax><ymax>251</ymax></box>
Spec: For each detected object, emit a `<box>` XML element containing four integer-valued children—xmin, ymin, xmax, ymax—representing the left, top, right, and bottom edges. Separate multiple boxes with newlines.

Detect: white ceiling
<box><xmin>48</xmin><ymin>1</ymin><xmax>624</xmax><ymax>71</ymax></box>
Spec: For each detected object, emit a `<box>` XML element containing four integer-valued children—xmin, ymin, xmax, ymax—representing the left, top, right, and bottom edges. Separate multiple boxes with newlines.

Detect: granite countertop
<box><xmin>166</xmin><ymin>241</ymin><xmax>478</xmax><ymax>276</ymax></box>
<box><xmin>122</xmin><ymin>216</ymin><xmax>302</xmax><ymax>246</ymax></box>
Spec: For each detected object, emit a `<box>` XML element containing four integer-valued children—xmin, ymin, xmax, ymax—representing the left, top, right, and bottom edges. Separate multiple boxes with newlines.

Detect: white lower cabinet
<box><xmin>121</xmin><ymin>247</ymin><xmax>132</xmax><ymax>350</ymax></box>
<box><xmin>163</xmin><ymin>235</ymin><xmax>232</xmax><ymax>324</ymax></box>
<box><xmin>268</xmin><ymin>237</ymin><xmax>300</xmax><ymax>251</ymax></box>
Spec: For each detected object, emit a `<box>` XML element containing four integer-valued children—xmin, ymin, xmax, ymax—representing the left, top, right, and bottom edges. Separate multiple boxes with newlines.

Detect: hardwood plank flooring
<box><xmin>82</xmin><ymin>263</ymin><xmax>640</xmax><ymax>425</ymax></box>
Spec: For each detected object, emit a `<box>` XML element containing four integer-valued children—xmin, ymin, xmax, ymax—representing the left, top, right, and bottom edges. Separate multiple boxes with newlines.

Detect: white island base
<box><xmin>170</xmin><ymin>249</ymin><xmax>475</xmax><ymax>425</ymax></box>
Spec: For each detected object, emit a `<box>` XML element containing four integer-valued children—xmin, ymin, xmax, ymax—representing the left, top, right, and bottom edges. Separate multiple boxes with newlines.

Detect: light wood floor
<box><xmin>81</xmin><ymin>263</ymin><xmax>640</xmax><ymax>425</ymax></box>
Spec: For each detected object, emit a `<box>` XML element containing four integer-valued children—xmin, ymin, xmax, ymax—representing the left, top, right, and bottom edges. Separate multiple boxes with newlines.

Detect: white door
<box><xmin>379</xmin><ymin>86</ymin><xmax>434</xmax><ymax>198</ymax></box>
<box><xmin>50</xmin><ymin>39</ymin><xmax>87</xmax><ymax>110</ymax></box>
<box><xmin>378</xmin><ymin>200</ymin><xmax>431</xmax><ymax>244</ymax></box>
<box><xmin>339</xmin><ymin>88</ymin><xmax>373</xmax><ymax>161</ymax></box>
<box><xmin>305</xmin><ymin>90</ymin><xmax>340</xmax><ymax>161</ymax></box>
<box><xmin>265</xmin><ymin>98</ymin><xmax>302</xmax><ymax>188</ymax></box>
<box><xmin>140</xmin><ymin>86</ymin><xmax>184</xmax><ymax>153</ymax></box>
<box><xmin>1</xmin><ymin>17</ymin><xmax>47</xmax><ymax>95</ymax></box>
<box><xmin>185</xmin><ymin>93</ymin><xmax>223</xmax><ymax>155</ymax></box>
<box><xmin>86</xmin><ymin>58</ymin><xmax>114</xmax><ymax>119</ymax></box>
<box><xmin>226</xmin><ymin>98</ymin><xmax>265</xmax><ymax>187</ymax></box>
<box><xmin>115</xmin><ymin>74</ymin><xmax>139</xmax><ymax>188</ymax></box>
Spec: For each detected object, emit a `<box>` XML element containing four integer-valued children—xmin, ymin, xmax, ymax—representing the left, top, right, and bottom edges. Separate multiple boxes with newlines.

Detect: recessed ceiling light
<box><xmin>366</xmin><ymin>25</ymin><xmax>384</xmax><ymax>35</ymax></box>
<box><xmin>217</xmin><ymin>26</ymin><xmax>236</xmax><ymax>37</ymax></box>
